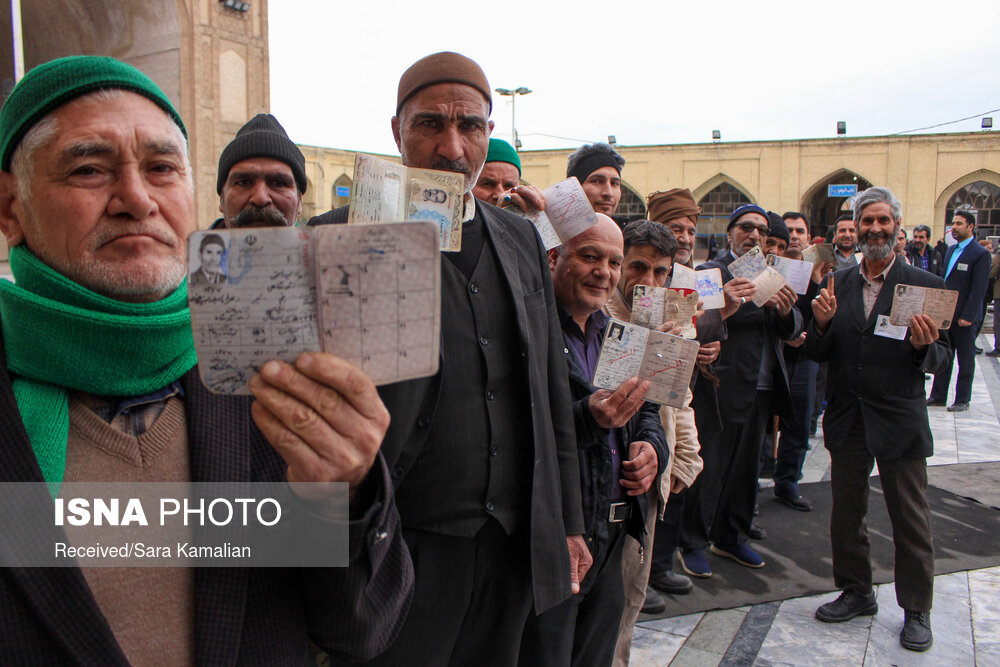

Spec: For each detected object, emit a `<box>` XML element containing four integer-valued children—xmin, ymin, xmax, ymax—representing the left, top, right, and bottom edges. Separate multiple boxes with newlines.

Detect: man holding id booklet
<box><xmin>805</xmin><ymin>186</ymin><xmax>950</xmax><ymax>652</ymax></box>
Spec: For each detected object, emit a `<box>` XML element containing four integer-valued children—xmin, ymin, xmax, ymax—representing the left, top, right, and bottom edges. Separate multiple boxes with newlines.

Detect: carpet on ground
<box><xmin>641</xmin><ymin>473</ymin><xmax>1000</xmax><ymax>620</ymax></box>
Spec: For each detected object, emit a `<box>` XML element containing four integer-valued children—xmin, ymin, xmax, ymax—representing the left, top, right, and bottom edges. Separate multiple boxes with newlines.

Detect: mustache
<box><xmin>92</xmin><ymin>224</ymin><xmax>177</xmax><ymax>249</ymax></box>
<box><xmin>228</xmin><ymin>205</ymin><xmax>292</xmax><ymax>228</ymax></box>
<box><xmin>429</xmin><ymin>158</ymin><xmax>471</xmax><ymax>175</ymax></box>
<box><xmin>859</xmin><ymin>230</ymin><xmax>892</xmax><ymax>244</ymax></box>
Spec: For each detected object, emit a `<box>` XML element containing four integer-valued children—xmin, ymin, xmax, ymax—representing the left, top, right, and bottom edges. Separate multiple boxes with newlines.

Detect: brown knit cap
<box><xmin>396</xmin><ymin>52</ymin><xmax>492</xmax><ymax>114</ymax></box>
<box><xmin>647</xmin><ymin>188</ymin><xmax>701</xmax><ymax>224</ymax></box>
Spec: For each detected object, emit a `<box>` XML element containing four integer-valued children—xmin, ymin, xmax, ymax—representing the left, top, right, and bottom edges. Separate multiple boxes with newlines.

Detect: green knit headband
<box><xmin>486</xmin><ymin>138</ymin><xmax>521</xmax><ymax>175</ymax></box>
<box><xmin>0</xmin><ymin>55</ymin><xmax>187</xmax><ymax>171</ymax></box>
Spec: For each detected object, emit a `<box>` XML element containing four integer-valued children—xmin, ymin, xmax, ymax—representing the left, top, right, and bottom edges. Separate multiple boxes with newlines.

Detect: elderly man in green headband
<box><xmin>472</xmin><ymin>137</ymin><xmax>545</xmax><ymax>214</ymax></box>
<box><xmin>0</xmin><ymin>55</ymin><xmax>410</xmax><ymax>664</ymax></box>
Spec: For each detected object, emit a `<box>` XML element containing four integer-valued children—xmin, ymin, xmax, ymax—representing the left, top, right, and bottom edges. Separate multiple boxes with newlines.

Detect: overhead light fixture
<box><xmin>220</xmin><ymin>0</ymin><xmax>250</xmax><ymax>12</ymax></box>
<box><xmin>837</xmin><ymin>121</ymin><xmax>846</xmax><ymax>136</ymax></box>
<box><xmin>712</xmin><ymin>130</ymin><xmax>721</xmax><ymax>142</ymax></box>
<box><xmin>607</xmin><ymin>135</ymin><xmax>616</xmax><ymax>146</ymax></box>
<box><xmin>983</xmin><ymin>117</ymin><xmax>993</xmax><ymax>130</ymax></box>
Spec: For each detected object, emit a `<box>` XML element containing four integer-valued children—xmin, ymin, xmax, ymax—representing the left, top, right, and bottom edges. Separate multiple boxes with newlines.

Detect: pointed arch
<box><xmin>799</xmin><ymin>168</ymin><xmax>873</xmax><ymax>236</ymax></box>
<box><xmin>332</xmin><ymin>173</ymin><xmax>353</xmax><ymax>210</ymax></box>
<box><xmin>691</xmin><ymin>173</ymin><xmax>755</xmax><ymax>205</ymax></box>
<box><xmin>934</xmin><ymin>169</ymin><xmax>1000</xmax><ymax>239</ymax></box>
<box><xmin>613</xmin><ymin>180</ymin><xmax>647</xmax><ymax>225</ymax></box>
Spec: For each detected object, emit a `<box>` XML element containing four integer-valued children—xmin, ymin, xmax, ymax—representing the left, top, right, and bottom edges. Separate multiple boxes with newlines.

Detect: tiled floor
<box><xmin>633</xmin><ymin>335</ymin><xmax>1000</xmax><ymax>665</ymax></box>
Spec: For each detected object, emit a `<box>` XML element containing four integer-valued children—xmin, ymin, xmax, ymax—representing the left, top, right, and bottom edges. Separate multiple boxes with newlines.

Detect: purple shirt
<box><xmin>558</xmin><ymin>306</ymin><xmax>628</xmax><ymax>502</ymax></box>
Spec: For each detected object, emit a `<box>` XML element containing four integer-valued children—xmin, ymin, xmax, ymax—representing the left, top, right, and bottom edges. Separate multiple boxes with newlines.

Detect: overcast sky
<box><xmin>269</xmin><ymin>1</ymin><xmax>1000</xmax><ymax>156</ymax></box>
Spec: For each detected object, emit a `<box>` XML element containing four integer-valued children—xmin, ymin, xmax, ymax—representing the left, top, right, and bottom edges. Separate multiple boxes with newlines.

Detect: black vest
<box><xmin>395</xmin><ymin>216</ymin><xmax>532</xmax><ymax>536</ymax></box>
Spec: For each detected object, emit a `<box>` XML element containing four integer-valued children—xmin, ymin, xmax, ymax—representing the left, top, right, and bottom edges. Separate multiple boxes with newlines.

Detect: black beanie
<box><xmin>217</xmin><ymin>114</ymin><xmax>307</xmax><ymax>194</ymax></box>
<box><xmin>766</xmin><ymin>211</ymin><xmax>790</xmax><ymax>245</ymax></box>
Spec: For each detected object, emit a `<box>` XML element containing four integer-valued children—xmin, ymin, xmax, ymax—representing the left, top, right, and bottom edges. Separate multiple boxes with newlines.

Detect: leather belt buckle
<box><xmin>608</xmin><ymin>502</ymin><xmax>630</xmax><ymax>523</ymax></box>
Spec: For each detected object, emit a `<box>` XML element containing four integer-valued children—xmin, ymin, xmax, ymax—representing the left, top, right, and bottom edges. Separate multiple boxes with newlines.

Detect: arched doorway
<box><xmin>332</xmin><ymin>173</ymin><xmax>353</xmax><ymax>210</ymax></box>
<box><xmin>945</xmin><ymin>181</ymin><xmax>1000</xmax><ymax>239</ymax></box>
<box><xmin>612</xmin><ymin>182</ymin><xmax>647</xmax><ymax>227</ymax></box>
<box><xmin>695</xmin><ymin>180</ymin><xmax>753</xmax><ymax>262</ymax></box>
<box><xmin>801</xmin><ymin>169</ymin><xmax>872</xmax><ymax>238</ymax></box>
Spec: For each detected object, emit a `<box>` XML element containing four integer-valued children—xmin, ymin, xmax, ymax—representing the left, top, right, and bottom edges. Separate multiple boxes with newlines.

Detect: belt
<box><xmin>608</xmin><ymin>502</ymin><xmax>631</xmax><ymax>523</ymax></box>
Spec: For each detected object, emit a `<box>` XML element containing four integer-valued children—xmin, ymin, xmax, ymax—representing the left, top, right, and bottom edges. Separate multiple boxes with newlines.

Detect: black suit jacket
<box><xmin>0</xmin><ymin>342</ymin><xmax>412</xmax><ymax>665</ymax></box>
<box><xmin>804</xmin><ymin>260</ymin><xmax>951</xmax><ymax>460</ymax></box>
<box><xmin>698</xmin><ymin>252</ymin><xmax>802</xmax><ymax>424</ymax></box>
<box><xmin>942</xmin><ymin>240</ymin><xmax>991</xmax><ymax>324</ymax></box>
<box><xmin>309</xmin><ymin>201</ymin><xmax>584</xmax><ymax>613</ymax></box>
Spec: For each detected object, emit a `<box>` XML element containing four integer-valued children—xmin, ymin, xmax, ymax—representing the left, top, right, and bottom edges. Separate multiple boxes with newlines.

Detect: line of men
<box><xmin>0</xmin><ymin>49</ymin><xmax>957</xmax><ymax>665</ymax></box>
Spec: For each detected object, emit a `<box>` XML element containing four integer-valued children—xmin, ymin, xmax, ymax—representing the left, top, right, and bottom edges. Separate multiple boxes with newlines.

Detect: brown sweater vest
<box><xmin>63</xmin><ymin>395</ymin><xmax>194</xmax><ymax>667</ymax></box>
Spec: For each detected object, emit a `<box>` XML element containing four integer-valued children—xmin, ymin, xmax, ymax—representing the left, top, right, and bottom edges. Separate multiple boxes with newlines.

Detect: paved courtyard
<box><xmin>630</xmin><ymin>333</ymin><xmax>1000</xmax><ymax>666</ymax></box>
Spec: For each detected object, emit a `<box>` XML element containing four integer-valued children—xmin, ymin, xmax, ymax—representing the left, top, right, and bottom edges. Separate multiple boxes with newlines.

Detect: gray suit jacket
<box><xmin>309</xmin><ymin>201</ymin><xmax>584</xmax><ymax>613</ymax></box>
<box><xmin>804</xmin><ymin>260</ymin><xmax>951</xmax><ymax>459</ymax></box>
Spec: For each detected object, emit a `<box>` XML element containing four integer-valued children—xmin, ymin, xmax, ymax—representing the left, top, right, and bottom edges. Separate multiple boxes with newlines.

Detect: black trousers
<box><xmin>828</xmin><ymin>417</ymin><xmax>934</xmax><ymax>611</ymax></box>
<box><xmin>650</xmin><ymin>490</ymin><xmax>686</xmax><ymax>575</ymax></box>
<box><xmin>519</xmin><ymin>522</ymin><xmax>626</xmax><ymax>667</ymax></box>
<box><xmin>680</xmin><ymin>391</ymin><xmax>772</xmax><ymax>550</ymax></box>
<box><xmin>774</xmin><ymin>359</ymin><xmax>817</xmax><ymax>495</ymax></box>
<box><xmin>930</xmin><ymin>322</ymin><xmax>977</xmax><ymax>404</ymax></box>
<box><xmin>342</xmin><ymin>520</ymin><xmax>533</xmax><ymax>667</ymax></box>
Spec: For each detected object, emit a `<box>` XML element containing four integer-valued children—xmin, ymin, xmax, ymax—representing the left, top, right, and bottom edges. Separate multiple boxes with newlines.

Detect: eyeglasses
<box><xmin>736</xmin><ymin>221</ymin><xmax>769</xmax><ymax>235</ymax></box>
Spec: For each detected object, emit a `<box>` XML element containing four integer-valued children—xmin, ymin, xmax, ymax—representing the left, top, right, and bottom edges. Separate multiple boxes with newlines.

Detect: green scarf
<box><xmin>0</xmin><ymin>246</ymin><xmax>197</xmax><ymax>484</ymax></box>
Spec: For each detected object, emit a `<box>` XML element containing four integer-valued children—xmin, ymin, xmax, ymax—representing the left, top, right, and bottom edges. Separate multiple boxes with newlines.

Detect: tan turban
<box><xmin>647</xmin><ymin>188</ymin><xmax>701</xmax><ymax>224</ymax></box>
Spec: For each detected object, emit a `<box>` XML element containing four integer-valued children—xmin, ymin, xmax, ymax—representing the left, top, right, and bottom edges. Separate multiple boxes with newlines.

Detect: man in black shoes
<box><xmin>807</xmin><ymin>187</ymin><xmax>948</xmax><ymax>653</ymax></box>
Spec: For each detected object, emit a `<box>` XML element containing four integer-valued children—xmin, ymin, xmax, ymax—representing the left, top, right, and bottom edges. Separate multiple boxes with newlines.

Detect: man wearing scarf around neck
<box><xmin>0</xmin><ymin>56</ymin><xmax>411</xmax><ymax>665</ymax></box>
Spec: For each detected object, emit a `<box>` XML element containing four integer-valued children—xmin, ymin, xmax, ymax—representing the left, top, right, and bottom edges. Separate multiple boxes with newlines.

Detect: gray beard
<box><xmin>859</xmin><ymin>233</ymin><xmax>894</xmax><ymax>261</ymax></box>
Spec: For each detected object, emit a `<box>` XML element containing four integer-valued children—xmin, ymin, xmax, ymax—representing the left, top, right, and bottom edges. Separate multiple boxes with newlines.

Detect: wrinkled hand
<box><xmin>909</xmin><ymin>313</ymin><xmax>940</xmax><ymax>350</ymax></box>
<box><xmin>588</xmin><ymin>377</ymin><xmax>650</xmax><ymax>429</ymax></box>
<box><xmin>697</xmin><ymin>340</ymin><xmax>720</xmax><ymax>364</ymax></box>
<box><xmin>811</xmin><ymin>272</ymin><xmax>837</xmax><ymax>334</ymax></box>
<box><xmin>786</xmin><ymin>332</ymin><xmax>807</xmax><ymax>348</ymax></box>
<box><xmin>566</xmin><ymin>534</ymin><xmax>593</xmax><ymax>594</ymax></box>
<box><xmin>721</xmin><ymin>278</ymin><xmax>757</xmax><ymax>319</ymax></box>
<box><xmin>620</xmin><ymin>441</ymin><xmax>658</xmax><ymax>496</ymax></box>
<box><xmin>249</xmin><ymin>353</ymin><xmax>389</xmax><ymax>493</ymax></box>
<box><xmin>957</xmin><ymin>319</ymin><xmax>972</xmax><ymax>327</ymax></box>
<box><xmin>499</xmin><ymin>184</ymin><xmax>546</xmax><ymax>214</ymax></box>
<box><xmin>766</xmin><ymin>285</ymin><xmax>798</xmax><ymax>316</ymax></box>
<box><xmin>655</xmin><ymin>319</ymin><xmax>684</xmax><ymax>336</ymax></box>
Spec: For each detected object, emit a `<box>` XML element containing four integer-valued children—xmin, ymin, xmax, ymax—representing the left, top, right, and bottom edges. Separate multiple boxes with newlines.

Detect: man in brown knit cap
<box><xmin>311</xmin><ymin>52</ymin><xmax>589</xmax><ymax>666</ymax></box>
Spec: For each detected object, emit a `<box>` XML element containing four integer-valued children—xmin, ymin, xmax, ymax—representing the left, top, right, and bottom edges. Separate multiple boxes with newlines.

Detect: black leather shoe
<box><xmin>986</xmin><ymin>349</ymin><xmax>1000</xmax><ymax>357</ymax></box>
<box><xmin>649</xmin><ymin>569</ymin><xmax>693</xmax><ymax>595</ymax></box>
<box><xmin>748</xmin><ymin>523</ymin><xmax>767</xmax><ymax>540</ymax></box>
<box><xmin>815</xmin><ymin>590</ymin><xmax>878</xmax><ymax>623</ymax></box>
<box><xmin>926</xmin><ymin>398</ymin><xmax>946</xmax><ymax>407</ymax></box>
<box><xmin>773</xmin><ymin>489</ymin><xmax>813</xmax><ymax>512</ymax></box>
<box><xmin>975</xmin><ymin>346</ymin><xmax>984</xmax><ymax>354</ymax></box>
<box><xmin>641</xmin><ymin>585</ymin><xmax>666</xmax><ymax>614</ymax></box>
<box><xmin>948</xmin><ymin>402</ymin><xmax>970</xmax><ymax>412</ymax></box>
<box><xmin>900</xmin><ymin>610</ymin><xmax>932</xmax><ymax>651</ymax></box>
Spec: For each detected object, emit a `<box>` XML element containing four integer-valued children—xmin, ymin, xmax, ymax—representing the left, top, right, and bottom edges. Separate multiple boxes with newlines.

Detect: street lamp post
<box><xmin>495</xmin><ymin>86</ymin><xmax>531</xmax><ymax>151</ymax></box>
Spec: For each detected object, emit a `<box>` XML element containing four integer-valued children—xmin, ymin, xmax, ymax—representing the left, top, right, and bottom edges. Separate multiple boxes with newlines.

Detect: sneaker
<box><xmin>773</xmin><ymin>488</ymin><xmax>814</xmax><ymax>512</ymax></box>
<box><xmin>709</xmin><ymin>543</ymin><xmax>765</xmax><ymax>568</ymax></box>
<box><xmin>649</xmin><ymin>569</ymin><xmax>694</xmax><ymax>595</ymax></box>
<box><xmin>679</xmin><ymin>549</ymin><xmax>712</xmax><ymax>578</ymax></box>
<box><xmin>815</xmin><ymin>590</ymin><xmax>878</xmax><ymax>623</ymax></box>
<box><xmin>641</xmin><ymin>585</ymin><xmax>666</xmax><ymax>614</ymax></box>
<box><xmin>900</xmin><ymin>610</ymin><xmax>932</xmax><ymax>651</ymax></box>
<box><xmin>748</xmin><ymin>523</ymin><xmax>767</xmax><ymax>540</ymax></box>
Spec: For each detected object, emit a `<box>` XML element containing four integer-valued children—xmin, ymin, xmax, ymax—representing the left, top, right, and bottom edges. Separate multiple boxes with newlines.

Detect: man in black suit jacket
<box><xmin>311</xmin><ymin>52</ymin><xmax>589</xmax><ymax>666</ymax></box>
<box><xmin>0</xmin><ymin>56</ymin><xmax>410</xmax><ymax>664</ymax></box>
<box><xmin>928</xmin><ymin>210</ymin><xmax>991</xmax><ymax>411</ymax></box>
<box><xmin>806</xmin><ymin>187</ymin><xmax>950</xmax><ymax>652</ymax></box>
<box><xmin>520</xmin><ymin>213</ymin><xmax>666</xmax><ymax>666</ymax></box>
<box><xmin>678</xmin><ymin>205</ymin><xmax>802</xmax><ymax>576</ymax></box>
<box><xmin>904</xmin><ymin>225</ymin><xmax>943</xmax><ymax>276</ymax></box>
